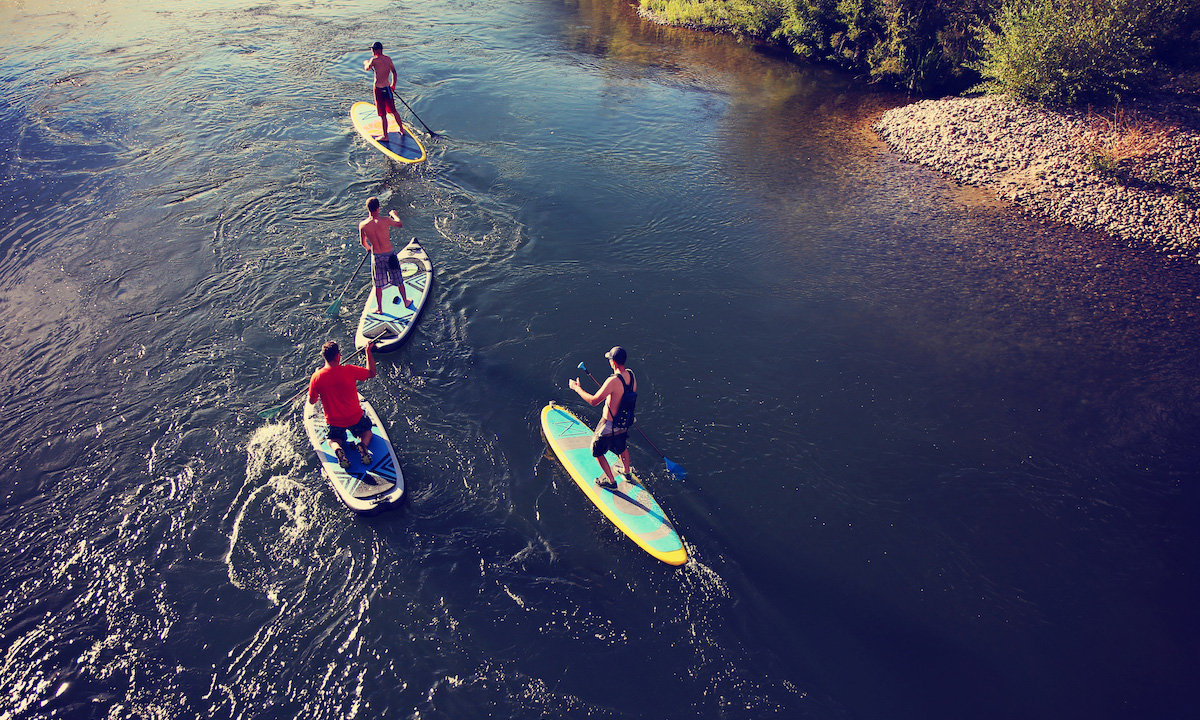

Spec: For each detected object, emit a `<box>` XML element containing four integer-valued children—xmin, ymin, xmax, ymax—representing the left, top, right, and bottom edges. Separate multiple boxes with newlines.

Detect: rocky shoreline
<box><xmin>873</xmin><ymin>95</ymin><xmax>1200</xmax><ymax>259</ymax></box>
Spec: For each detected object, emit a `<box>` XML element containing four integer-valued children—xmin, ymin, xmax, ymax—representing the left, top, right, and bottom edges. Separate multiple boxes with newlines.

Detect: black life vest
<box><xmin>611</xmin><ymin>370</ymin><xmax>636</xmax><ymax>429</ymax></box>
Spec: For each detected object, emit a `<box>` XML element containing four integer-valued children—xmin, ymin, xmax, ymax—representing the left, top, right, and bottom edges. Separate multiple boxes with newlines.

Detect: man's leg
<box><xmin>388</xmin><ymin>99</ymin><xmax>403</xmax><ymax>137</ymax></box>
<box><xmin>596</xmin><ymin>455</ymin><xmax>616</xmax><ymax>485</ymax></box>
<box><xmin>357</xmin><ymin>427</ymin><xmax>373</xmax><ymax>463</ymax></box>
<box><xmin>389</xmin><ymin>260</ymin><xmax>412</xmax><ymax>308</ymax></box>
<box><xmin>329</xmin><ymin>432</ymin><xmax>351</xmax><ymax>469</ymax></box>
<box><xmin>617</xmin><ymin>449</ymin><xmax>632</xmax><ymax>480</ymax></box>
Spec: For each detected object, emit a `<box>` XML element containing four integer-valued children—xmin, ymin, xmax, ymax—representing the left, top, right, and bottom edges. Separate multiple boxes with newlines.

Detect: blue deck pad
<box><xmin>310</xmin><ymin>414</ymin><xmax>398</xmax><ymax>494</ymax></box>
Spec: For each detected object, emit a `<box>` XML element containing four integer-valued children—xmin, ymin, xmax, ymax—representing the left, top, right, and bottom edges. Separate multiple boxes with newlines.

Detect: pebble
<box><xmin>873</xmin><ymin>95</ymin><xmax>1200</xmax><ymax>258</ymax></box>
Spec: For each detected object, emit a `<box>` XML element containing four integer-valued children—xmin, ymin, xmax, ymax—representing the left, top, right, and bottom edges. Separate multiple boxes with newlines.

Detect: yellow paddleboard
<box><xmin>350</xmin><ymin>101</ymin><xmax>427</xmax><ymax>164</ymax></box>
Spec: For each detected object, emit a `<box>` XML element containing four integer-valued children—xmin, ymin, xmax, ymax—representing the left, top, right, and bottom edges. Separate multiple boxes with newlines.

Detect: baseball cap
<box><xmin>605</xmin><ymin>346</ymin><xmax>627</xmax><ymax>365</ymax></box>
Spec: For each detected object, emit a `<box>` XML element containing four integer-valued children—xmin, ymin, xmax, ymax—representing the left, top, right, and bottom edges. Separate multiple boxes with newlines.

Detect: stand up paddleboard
<box><xmin>540</xmin><ymin>401</ymin><xmax>687</xmax><ymax>565</ymax></box>
<box><xmin>355</xmin><ymin>237</ymin><xmax>433</xmax><ymax>354</ymax></box>
<box><xmin>303</xmin><ymin>394</ymin><xmax>404</xmax><ymax>514</ymax></box>
<box><xmin>351</xmin><ymin>101</ymin><xmax>427</xmax><ymax>164</ymax></box>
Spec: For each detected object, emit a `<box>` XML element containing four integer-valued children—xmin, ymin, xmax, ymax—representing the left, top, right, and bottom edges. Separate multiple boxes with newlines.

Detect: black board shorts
<box><xmin>327</xmin><ymin>414</ymin><xmax>373</xmax><ymax>443</ymax></box>
<box><xmin>592</xmin><ymin>426</ymin><xmax>629</xmax><ymax>458</ymax></box>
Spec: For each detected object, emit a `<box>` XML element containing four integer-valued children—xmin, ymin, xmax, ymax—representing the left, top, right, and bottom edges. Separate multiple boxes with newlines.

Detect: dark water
<box><xmin>3</xmin><ymin>1</ymin><xmax>1199</xmax><ymax>718</ymax></box>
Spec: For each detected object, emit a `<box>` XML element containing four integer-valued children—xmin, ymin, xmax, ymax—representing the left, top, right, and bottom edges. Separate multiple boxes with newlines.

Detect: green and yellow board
<box><xmin>350</xmin><ymin>101</ymin><xmax>426</xmax><ymax>164</ymax></box>
<box><xmin>541</xmin><ymin>402</ymin><xmax>687</xmax><ymax>565</ymax></box>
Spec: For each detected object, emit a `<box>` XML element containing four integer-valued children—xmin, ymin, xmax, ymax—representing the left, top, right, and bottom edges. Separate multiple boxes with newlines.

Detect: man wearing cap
<box><xmin>569</xmin><ymin>346</ymin><xmax>637</xmax><ymax>489</ymax></box>
<box><xmin>364</xmin><ymin>41</ymin><xmax>403</xmax><ymax>142</ymax></box>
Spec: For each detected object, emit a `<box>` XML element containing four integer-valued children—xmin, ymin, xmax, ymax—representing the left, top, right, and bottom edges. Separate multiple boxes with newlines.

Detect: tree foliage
<box><xmin>638</xmin><ymin>0</ymin><xmax>1200</xmax><ymax>101</ymax></box>
<box><xmin>974</xmin><ymin>0</ymin><xmax>1162</xmax><ymax>105</ymax></box>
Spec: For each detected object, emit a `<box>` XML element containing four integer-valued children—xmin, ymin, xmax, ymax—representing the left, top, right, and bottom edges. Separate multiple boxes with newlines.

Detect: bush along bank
<box><xmin>873</xmin><ymin>95</ymin><xmax>1200</xmax><ymax>257</ymax></box>
<box><xmin>637</xmin><ymin>0</ymin><xmax>1200</xmax><ymax>99</ymax></box>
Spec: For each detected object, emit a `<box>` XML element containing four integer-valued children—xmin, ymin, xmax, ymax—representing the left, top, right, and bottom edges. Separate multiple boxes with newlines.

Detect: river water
<box><xmin>2</xmin><ymin>1</ymin><xmax>1198</xmax><ymax>718</ymax></box>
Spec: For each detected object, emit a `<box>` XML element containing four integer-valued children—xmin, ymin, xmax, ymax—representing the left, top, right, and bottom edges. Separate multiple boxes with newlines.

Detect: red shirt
<box><xmin>308</xmin><ymin>363</ymin><xmax>371</xmax><ymax>427</ymax></box>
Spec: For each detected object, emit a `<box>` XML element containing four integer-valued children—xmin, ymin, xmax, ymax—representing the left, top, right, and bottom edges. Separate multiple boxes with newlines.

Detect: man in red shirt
<box><xmin>308</xmin><ymin>340</ymin><xmax>377</xmax><ymax>468</ymax></box>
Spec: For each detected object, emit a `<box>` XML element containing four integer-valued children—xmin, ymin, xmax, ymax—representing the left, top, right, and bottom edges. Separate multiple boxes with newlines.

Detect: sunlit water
<box><xmin>2</xmin><ymin>1</ymin><xmax>1198</xmax><ymax>718</ymax></box>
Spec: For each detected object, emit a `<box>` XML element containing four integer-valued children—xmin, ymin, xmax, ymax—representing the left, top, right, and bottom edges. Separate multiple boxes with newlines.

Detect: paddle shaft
<box><xmin>395</xmin><ymin>94</ymin><xmax>438</xmax><ymax>137</ymax></box>
<box><xmin>326</xmin><ymin>250</ymin><xmax>370</xmax><ymax>316</ymax></box>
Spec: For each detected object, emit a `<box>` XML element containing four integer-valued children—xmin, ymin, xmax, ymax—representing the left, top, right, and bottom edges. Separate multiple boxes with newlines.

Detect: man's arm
<box><xmin>360</xmin><ymin>223</ymin><xmax>372</xmax><ymax>251</ymax></box>
<box><xmin>364</xmin><ymin>342</ymin><xmax>377</xmax><ymax>379</ymax></box>
<box><xmin>569</xmin><ymin>376</ymin><xmax>615</xmax><ymax>407</ymax></box>
<box><xmin>308</xmin><ymin>375</ymin><xmax>319</xmax><ymax>404</ymax></box>
<box><xmin>387</xmin><ymin>210</ymin><xmax>403</xmax><ymax>229</ymax></box>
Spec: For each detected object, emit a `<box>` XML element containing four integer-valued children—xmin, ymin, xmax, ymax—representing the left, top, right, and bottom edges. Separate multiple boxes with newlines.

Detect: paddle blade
<box><xmin>664</xmin><ymin>457</ymin><xmax>686</xmax><ymax>480</ymax></box>
<box><xmin>258</xmin><ymin>405</ymin><xmax>286</xmax><ymax>419</ymax></box>
<box><xmin>324</xmin><ymin>297</ymin><xmax>343</xmax><ymax>317</ymax></box>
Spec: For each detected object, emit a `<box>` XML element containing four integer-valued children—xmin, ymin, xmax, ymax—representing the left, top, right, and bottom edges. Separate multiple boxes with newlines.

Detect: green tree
<box><xmin>974</xmin><ymin>0</ymin><xmax>1161</xmax><ymax>105</ymax></box>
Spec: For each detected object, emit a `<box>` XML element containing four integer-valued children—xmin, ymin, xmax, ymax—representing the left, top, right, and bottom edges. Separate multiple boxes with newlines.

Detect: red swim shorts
<box><xmin>374</xmin><ymin>86</ymin><xmax>398</xmax><ymax>118</ymax></box>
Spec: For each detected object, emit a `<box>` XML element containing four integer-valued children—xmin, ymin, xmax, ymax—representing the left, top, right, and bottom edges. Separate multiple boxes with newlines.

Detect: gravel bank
<box><xmin>873</xmin><ymin>95</ymin><xmax>1200</xmax><ymax>259</ymax></box>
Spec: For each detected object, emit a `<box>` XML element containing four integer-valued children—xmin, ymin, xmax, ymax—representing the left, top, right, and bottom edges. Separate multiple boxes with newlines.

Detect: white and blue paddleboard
<box><xmin>303</xmin><ymin>393</ymin><xmax>404</xmax><ymax>514</ymax></box>
<box><xmin>354</xmin><ymin>237</ymin><xmax>432</xmax><ymax>354</ymax></box>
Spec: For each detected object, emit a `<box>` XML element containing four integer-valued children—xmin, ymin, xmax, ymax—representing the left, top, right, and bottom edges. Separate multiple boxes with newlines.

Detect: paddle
<box><xmin>577</xmin><ymin>361</ymin><xmax>687</xmax><ymax>480</ymax></box>
<box><xmin>395</xmin><ymin>94</ymin><xmax>440</xmax><ymax>138</ymax></box>
<box><xmin>325</xmin><ymin>250</ymin><xmax>370</xmax><ymax>317</ymax></box>
<box><xmin>258</xmin><ymin>343</ymin><xmax>373</xmax><ymax>419</ymax></box>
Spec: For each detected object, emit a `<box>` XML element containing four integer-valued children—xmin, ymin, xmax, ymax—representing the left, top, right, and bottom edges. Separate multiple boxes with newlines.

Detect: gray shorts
<box><xmin>372</xmin><ymin>251</ymin><xmax>402</xmax><ymax>289</ymax></box>
<box><xmin>327</xmin><ymin>414</ymin><xmax>373</xmax><ymax>444</ymax></box>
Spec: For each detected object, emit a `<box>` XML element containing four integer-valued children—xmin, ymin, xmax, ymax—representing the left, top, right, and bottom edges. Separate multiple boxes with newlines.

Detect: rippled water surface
<box><xmin>3</xmin><ymin>1</ymin><xmax>1199</xmax><ymax>718</ymax></box>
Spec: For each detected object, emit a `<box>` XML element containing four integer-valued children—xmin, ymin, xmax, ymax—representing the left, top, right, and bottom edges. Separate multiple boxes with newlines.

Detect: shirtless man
<box><xmin>364</xmin><ymin>41</ymin><xmax>403</xmax><ymax>142</ymax></box>
<box><xmin>359</xmin><ymin>196</ymin><xmax>413</xmax><ymax>313</ymax></box>
<box><xmin>569</xmin><ymin>346</ymin><xmax>637</xmax><ymax>489</ymax></box>
<box><xmin>308</xmin><ymin>340</ymin><xmax>377</xmax><ymax>469</ymax></box>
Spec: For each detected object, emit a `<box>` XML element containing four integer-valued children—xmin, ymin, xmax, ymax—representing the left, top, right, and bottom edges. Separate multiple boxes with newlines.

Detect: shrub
<box><xmin>974</xmin><ymin>0</ymin><xmax>1161</xmax><ymax>106</ymax></box>
<box><xmin>640</xmin><ymin>0</ymin><xmax>1198</xmax><ymax>99</ymax></box>
<box><xmin>640</xmin><ymin>0</ymin><xmax>789</xmax><ymax>36</ymax></box>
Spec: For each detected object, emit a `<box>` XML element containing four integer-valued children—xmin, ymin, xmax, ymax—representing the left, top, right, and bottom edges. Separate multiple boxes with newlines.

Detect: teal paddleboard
<box><xmin>541</xmin><ymin>401</ymin><xmax>687</xmax><ymax>565</ymax></box>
